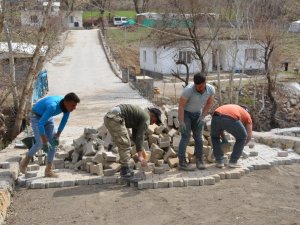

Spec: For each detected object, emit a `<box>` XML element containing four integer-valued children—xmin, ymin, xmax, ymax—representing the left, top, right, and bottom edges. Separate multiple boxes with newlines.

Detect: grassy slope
<box><xmin>106</xmin><ymin>27</ymin><xmax>151</xmax><ymax>73</ymax></box>
<box><xmin>83</xmin><ymin>10</ymin><xmax>136</xmax><ymax>21</ymax></box>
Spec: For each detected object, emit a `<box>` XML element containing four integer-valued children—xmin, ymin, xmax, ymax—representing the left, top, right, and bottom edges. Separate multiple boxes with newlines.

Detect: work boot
<box><xmin>19</xmin><ymin>154</ymin><xmax>31</xmax><ymax>174</ymax></box>
<box><xmin>215</xmin><ymin>161</ymin><xmax>225</xmax><ymax>168</ymax></box>
<box><xmin>228</xmin><ymin>161</ymin><xmax>242</xmax><ymax>168</ymax></box>
<box><xmin>45</xmin><ymin>163</ymin><xmax>59</xmax><ymax>178</ymax></box>
<box><xmin>120</xmin><ymin>166</ymin><xmax>132</xmax><ymax>178</ymax></box>
<box><xmin>196</xmin><ymin>158</ymin><xmax>206</xmax><ymax>170</ymax></box>
<box><xmin>179</xmin><ymin>160</ymin><xmax>195</xmax><ymax>171</ymax></box>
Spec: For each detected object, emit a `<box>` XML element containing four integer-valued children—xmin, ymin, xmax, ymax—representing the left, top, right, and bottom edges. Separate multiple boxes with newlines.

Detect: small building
<box><xmin>140</xmin><ymin>40</ymin><xmax>265</xmax><ymax>78</ymax></box>
<box><xmin>65</xmin><ymin>11</ymin><xmax>83</xmax><ymax>28</ymax></box>
<box><xmin>288</xmin><ymin>20</ymin><xmax>300</xmax><ymax>33</ymax></box>
<box><xmin>0</xmin><ymin>42</ymin><xmax>47</xmax><ymax>86</ymax></box>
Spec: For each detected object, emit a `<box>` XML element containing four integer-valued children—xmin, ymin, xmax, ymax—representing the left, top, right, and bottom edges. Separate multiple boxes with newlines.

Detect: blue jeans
<box><xmin>178</xmin><ymin>111</ymin><xmax>203</xmax><ymax>160</ymax></box>
<box><xmin>28</xmin><ymin>113</ymin><xmax>56</xmax><ymax>163</ymax></box>
<box><xmin>211</xmin><ymin>115</ymin><xmax>247</xmax><ymax>163</ymax></box>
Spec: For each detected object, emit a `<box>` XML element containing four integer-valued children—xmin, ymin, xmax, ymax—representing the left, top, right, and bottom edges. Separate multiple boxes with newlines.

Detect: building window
<box><xmin>30</xmin><ymin>15</ymin><xmax>38</xmax><ymax>24</ymax></box>
<box><xmin>143</xmin><ymin>50</ymin><xmax>147</xmax><ymax>62</ymax></box>
<box><xmin>153</xmin><ymin>51</ymin><xmax>157</xmax><ymax>64</ymax></box>
<box><xmin>179</xmin><ymin>51</ymin><xmax>192</xmax><ymax>64</ymax></box>
<box><xmin>245</xmin><ymin>49</ymin><xmax>257</xmax><ymax>60</ymax></box>
<box><xmin>69</xmin><ymin>16</ymin><xmax>74</xmax><ymax>23</ymax></box>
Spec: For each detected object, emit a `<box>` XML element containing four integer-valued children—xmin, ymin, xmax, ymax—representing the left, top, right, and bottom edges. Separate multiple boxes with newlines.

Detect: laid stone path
<box><xmin>14</xmin><ymin>142</ymin><xmax>300</xmax><ymax>190</ymax></box>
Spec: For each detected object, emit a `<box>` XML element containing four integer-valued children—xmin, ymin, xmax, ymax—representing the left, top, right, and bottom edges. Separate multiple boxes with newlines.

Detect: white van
<box><xmin>113</xmin><ymin>17</ymin><xmax>128</xmax><ymax>26</ymax></box>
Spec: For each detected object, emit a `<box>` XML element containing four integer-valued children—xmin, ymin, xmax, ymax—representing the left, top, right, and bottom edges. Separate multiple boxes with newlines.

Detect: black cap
<box><xmin>148</xmin><ymin>107</ymin><xmax>162</xmax><ymax>125</ymax></box>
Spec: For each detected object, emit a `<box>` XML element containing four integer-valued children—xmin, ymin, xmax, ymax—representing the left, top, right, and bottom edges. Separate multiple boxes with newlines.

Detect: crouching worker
<box><xmin>211</xmin><ymin>104</ymin><xmax>252</xmax><ymax>168</ymax></box>
<box><xmin>20</xmin><ymin>93</ymin><xmax>80</xmax><ymax>177</ymax></box>
<box><xmin>104</xmin><ymin>104</ymin><xmax>162</xmax><ymax>178</ymax></box>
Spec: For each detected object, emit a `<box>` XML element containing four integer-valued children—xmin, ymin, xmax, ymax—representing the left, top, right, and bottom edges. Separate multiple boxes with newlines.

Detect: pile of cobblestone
<box><xmin>42</xmin><ymin>106</ymin><xmax>299</xmax><ymax>178</ymax></box>
<box><xmin>21</xmin><ymin>106</ymin><xmax>298</xmax><ymax>179</ymax></box>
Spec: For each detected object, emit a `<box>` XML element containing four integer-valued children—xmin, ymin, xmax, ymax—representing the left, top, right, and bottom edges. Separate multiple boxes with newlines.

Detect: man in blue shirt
<box><xmin>178</xmin><ymin>73</ymin><xmax>215</xmax><ymax>171</ymax></box>
<box><xmin>20</xmin><ymin>92</ymin><xmax>80</xmax><ymax>177</ymax></box>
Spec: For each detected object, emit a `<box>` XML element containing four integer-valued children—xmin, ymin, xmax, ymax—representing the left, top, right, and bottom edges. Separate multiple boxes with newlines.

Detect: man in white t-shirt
<box><xmin>178</xmin><ymin>73</ymin><xmax>215</xmax><ymax>171</ymax></box>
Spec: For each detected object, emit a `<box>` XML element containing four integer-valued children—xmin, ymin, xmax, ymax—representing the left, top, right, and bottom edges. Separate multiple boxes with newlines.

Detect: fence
<box><xmin>32</xmin><ymin>69</ymin><xmax>48</xmax><ymax>103</ymax></box>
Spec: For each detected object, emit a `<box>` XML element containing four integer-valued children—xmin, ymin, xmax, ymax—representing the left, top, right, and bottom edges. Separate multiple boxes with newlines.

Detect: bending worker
<box><xmin>20</xmin><ymin>93</ymin><xmax>80</xmax><ymax>177</ymax></box>
<box><xmin>104</xmin><ymin>104</ymin><xmax>162</xmax><ymax>178</ymax></box>
<box><xmin>211</xmin><ymin>104</ymin><xmax>252</xmax><ymax>168</ymax></box>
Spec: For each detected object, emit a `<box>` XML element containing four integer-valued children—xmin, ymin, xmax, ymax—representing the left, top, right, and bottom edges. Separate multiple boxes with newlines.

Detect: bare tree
<box><xmin>3</xmin><ymin>20</ymin><xmax>18</xmax><ymax>109</ymax></box>
<box><xmin>225</xmin><ymin>0</ymin><xmax>251</xmax><ymax>103</ymax></box>
<box><xmin>132</xmin><ymin>0</ymin><xmax>151</xmax><ymax>14</ymax></box>
<box><xmin>254</xmin><ymin>21</ymin><xmax>284</xmax><ymax>127</ymax></box>
<box><xmin>10</xmin><ymin>0</ymin><xmax>70</xmax><ymax>137</ymax></box>
<box><xmin>150</xmin><ymin>0</ymin><xmax>221</xmax><ymax>77</ymax></box>
<box><xmin>90</xmin><ymin>0</ymin><xmax>109</xmax><ymax>30</ymax></box>
<box><xmin>251</xmin><ymin>0</ymin><xmax>287</xmax><ymax>128</ymax></box>
<box><xmin>172</xmin><ymin>60</ymin><xmax>190</xmax><ymax>87</ymax></box>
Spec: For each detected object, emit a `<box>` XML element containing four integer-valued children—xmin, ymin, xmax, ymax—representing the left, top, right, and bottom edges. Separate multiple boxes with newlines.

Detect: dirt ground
<box><xmin>5</xmin><ymin>164</ymin><xmax>300</xmax><ymax>225</ymax></box>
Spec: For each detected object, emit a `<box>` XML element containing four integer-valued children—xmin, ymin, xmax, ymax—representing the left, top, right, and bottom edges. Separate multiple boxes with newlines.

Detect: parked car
<box><xmin>113</xmin><ymin>17</ymin><xmax>128</xmax><ymax>26</ymax></box>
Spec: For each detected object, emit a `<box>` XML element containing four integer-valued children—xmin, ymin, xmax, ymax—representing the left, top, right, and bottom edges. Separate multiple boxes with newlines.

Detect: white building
<box><xmin>140</xmin><ymin>40</ymin><xmax>265</xmax><ymax>78</ymax></box>
<box><xmin>288</xmin><ymin>20</ymin><xmax>300</xmax><ymax>33</ymax></box>
<box><xmin>65</xmin><ymin>11</ymin><xmax>83</xmax><ymax>28</ymax></box>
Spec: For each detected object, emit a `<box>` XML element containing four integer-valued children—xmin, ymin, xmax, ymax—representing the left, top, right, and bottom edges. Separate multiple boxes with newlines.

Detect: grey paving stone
<box><xmin>25</xmin><ymin>172</ymin><xmax>38</xmax><ymax>178</ymax></box>
<box><xmin>168</xmin><ymin>180</ymin><xmax>173</xmax><ymax>188</ymax></box>
<box><xmin>88</xmin><ymin>177</ymin><xmax>103</xmax><ymax>185</ymax></box>
<box><xmin>203</xmin><ymin>176</ymin><xmax>215</xmax><ymax>185</ymax></box>
<box><xmin>63</xmin><ymin>180</ymin><xmax>75</xmax><ymax>187</ymax></box>
<box><xmin>198</xmin><ymin>177</ymin><xmax>204</xmax><ymax>186</ymax></box>
<box><xmin>0</xmin><ymin>162</ymin><xmax>10</xmax><ymax>169</ymax></box>
<box><xmin>230</xmin><ymin>171</ymin><xmax>241</xmax><ymax>179</ymax></box>
<box><xmin>172</xmin><ymin>178</ymin><xmax>184</xmax><ymax>187</ymax></box>
<box><xmin>48</xmin><ymin>181</ymin><xmax>60</xmax><ymax>188</ymax></box>
<box><xmin>103</xmin><ymin>176</ymin><xmax>117</xmax><ymax>184</ymax></box>
<box><xmin>249</xmin><ymin>151</ymin><xmax>258</xmax><ymax>156</ymax></box>
<box><xmin>218</xmin><ymin>172</ymin><xmax>226</xmax><ymax>180</ymax></box>
<box><xmin>153</xmin><ymin>181</ymin><xmax>158</xmax><ymax>189</ymax></box>
<box><xmin>157</xmin><ymin>180</ymin><xmax>169</xmax><ymax>188</ymax></box>
<box><xmin>212</xmin><ymin>174</ymin><xmax>221</xmax><ymax>183</ymax></box>
<box><xmin>138</xmin><ymin>180</ymin><xmax>153</xmax><ymax>190</ymax></box>
<box><xmin>76</xmin><ymin>178</ymin><xmax>89</xmax><ymax>185</ymax></box>
<box><xmin>30</xmin><ymin>182</ymin><xmax>46</xmax><ymax>189</ymax></box>
<box><xmin>187</xmin><ymin>178</ymin><xmax>200</xmax><ymax>186</ymax></box>
<box><xmin>27</xmin><ymin>164</ymin><xmax>40</xmax><ymax>171</ymax></box>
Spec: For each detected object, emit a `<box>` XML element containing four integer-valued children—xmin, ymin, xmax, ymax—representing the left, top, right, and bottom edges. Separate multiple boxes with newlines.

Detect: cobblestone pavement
<box><xmin>16</xmin><ymin>143</ymin><xmax>300</xmax><ymax>190</ymax></box>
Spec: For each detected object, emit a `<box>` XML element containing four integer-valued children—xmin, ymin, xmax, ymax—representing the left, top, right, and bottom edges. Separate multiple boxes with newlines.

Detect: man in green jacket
<box><xmin>104</xmin><ymin>104</ymin><xmax>162</xmax><ymax>178</ymax></box>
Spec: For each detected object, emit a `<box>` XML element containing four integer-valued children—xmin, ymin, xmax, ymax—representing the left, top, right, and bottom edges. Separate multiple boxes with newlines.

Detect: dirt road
<box><xmin>6</xmin><ymin>164</ymin><xmax>300</xmax><ymax>225</ymax></box>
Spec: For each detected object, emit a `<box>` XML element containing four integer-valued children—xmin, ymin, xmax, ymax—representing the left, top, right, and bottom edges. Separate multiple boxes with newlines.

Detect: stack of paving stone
<box><xmin>52</xmin><ymin>106</ymin><xmax>242</xmax><ymax>177</ymax></box>
<box><xmin>54</xmin><ymin>127</ymin><xmax>121</xmax><ymax>177</ymax></box>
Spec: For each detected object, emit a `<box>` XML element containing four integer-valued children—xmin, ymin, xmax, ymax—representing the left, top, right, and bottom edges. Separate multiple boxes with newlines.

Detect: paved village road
<box><xmin>46</xmin><ymin>29</ymin><xmax>150</xmax><ymax>145</ymax></box>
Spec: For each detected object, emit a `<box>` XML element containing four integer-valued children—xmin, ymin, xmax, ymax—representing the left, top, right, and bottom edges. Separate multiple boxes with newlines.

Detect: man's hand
<box><xmin>196</xmin><ymin>117</ymin><xmax>205</xmax><ymax>130</ymax></box>
<box><xmin>221</xmin><ymin>138</ymin><xmax>229</xmax><ymax>144</ymax></box>
<box><xmin>42</xmin><ymin>142</ymin><xmax>52</xmax><ymax>153</ymax></box>
<box><xmin>137</xmin><ymin>150</ymin><xmax>147</xmax><ymax>166</ymax></box>
<box><xmin>179</xmin><ymin>123</ymin><xmax>187</xmax><ymax>134</ymax></box>
<box><xmin>51</xmin><ymin>136</ymin><xmax>60</xmax><ymax>147</ymax></box>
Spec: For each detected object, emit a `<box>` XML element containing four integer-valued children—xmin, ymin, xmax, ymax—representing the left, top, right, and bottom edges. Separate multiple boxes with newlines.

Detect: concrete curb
<box><xmin>97</xmin><ymin>29</ymin><xmax>122</xmax><ymax>79</ymax></box>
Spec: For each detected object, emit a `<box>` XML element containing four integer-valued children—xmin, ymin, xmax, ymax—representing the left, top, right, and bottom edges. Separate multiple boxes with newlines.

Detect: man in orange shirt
<box><xmin>210</xmin><ymin>104</ymin><xmax>252</xmax><ymax>168</ymax></box>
